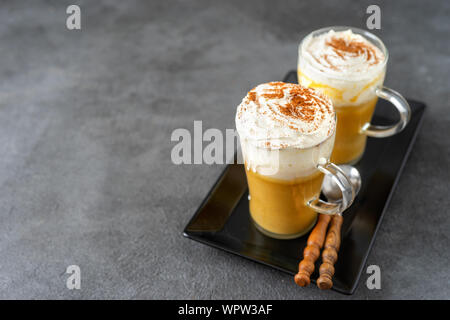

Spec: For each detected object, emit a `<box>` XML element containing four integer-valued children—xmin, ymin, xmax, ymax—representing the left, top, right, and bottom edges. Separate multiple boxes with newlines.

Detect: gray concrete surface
<box><xmin>0</xmin><ymin>0</ymin><xmax>449</xmax><ymax>299</ymax></box>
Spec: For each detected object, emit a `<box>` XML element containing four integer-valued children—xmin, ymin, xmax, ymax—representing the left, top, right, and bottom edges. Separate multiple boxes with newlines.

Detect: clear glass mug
<box><xmin>298</xmin><ymin>26</ymin><xmax>411</xmax><ymax>164</ymax></box>
<box><xmin>240</xmin><ymin>128</ymin><xmax>355</xmax><ymax>240</ymax></box>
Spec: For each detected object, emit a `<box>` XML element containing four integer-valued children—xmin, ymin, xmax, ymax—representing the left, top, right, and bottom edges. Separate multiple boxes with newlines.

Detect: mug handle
<box><xmin>307</xmin><ymin>160</ymin><xmax>355</xmax><ymax>215</ymax></box>
<box><xmin>361</xmin><ymin>86</ymin><xmax>411</xmax><ymax>138</ymax></box>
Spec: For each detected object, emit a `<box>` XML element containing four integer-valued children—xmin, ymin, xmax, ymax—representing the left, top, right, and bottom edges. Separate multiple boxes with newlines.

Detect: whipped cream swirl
<box><xmin>302</xmin><ymin>29</ymin><xmax>385</xmax><ymax>79</ymax></box>
<box><xmin>236</xmin><ymin>82</ymin><xmax>335</xmax><ymax>150</ymax></box>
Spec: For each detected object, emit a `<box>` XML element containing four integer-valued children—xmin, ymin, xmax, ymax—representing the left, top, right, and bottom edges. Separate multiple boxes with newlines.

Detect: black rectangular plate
<box><xmin>183</xmin><ymin>71</ymin><xmax>426</xmax><ymax>295</ymax></box>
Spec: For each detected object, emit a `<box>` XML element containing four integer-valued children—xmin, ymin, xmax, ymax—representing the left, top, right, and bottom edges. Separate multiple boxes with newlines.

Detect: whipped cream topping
<box><xmin>298</xmin><ymin>29</ymin><xmax>387</xmax><ymax>107</ymax></box>
<box><xmin>301</xmin><ymin>29</ymin><xmax>385</xmax><ymax>79</ymax></box>
<box><xmin>235</xmin><ymin>82</ymin><xmax>335</xmax><ymax>150</ymax></box>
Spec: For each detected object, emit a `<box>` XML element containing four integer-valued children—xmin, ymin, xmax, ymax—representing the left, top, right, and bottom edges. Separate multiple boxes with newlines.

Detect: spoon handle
<box><xmin>294</xmin><ymin>214</ymin><xmax>331</xmax><ymax>287</ymax></box>
<box><xmin>317</xmin><ymin>214</ymin><xmax>343</xmax><ymax>290</ymax></box>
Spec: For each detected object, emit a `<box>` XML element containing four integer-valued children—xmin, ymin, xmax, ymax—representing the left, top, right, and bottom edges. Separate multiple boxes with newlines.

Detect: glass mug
<box><xmin>240</xmin><ymin>129</ymin><xmax>355</xmax><ymax>240</ymax></box>
<box><xmin>298</xmin><ymin>26</ymin><xmax>411</xmax><ymax>164</ymax></box>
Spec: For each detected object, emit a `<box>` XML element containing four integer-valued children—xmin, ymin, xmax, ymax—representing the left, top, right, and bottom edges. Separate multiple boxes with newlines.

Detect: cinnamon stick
<box><xmin>294</xmin><ymin>214</ymin><xmax>331</xmax><ymax>287</ymax></box>
<box><xmin>317</xmin><ymin>214</ymin><xmax>343</xmax><ymax>290</ymax></box>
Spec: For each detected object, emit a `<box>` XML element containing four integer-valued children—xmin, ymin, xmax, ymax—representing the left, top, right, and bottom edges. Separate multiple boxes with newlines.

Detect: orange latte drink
<box><xmin>235</xmin><ymin>82</ymin><xmax>355</xmax><ymax>239</ymax></box>
<box><xmin>298</xmin><ymin>27</ymin><xmax>388</xmax><ymax>164</ymax></box>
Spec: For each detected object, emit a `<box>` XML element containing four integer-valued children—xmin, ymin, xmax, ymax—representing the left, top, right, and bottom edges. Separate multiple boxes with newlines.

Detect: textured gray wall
<box><xmin>0</xmin><ymin>0</ymin><xmax>448</xmax><ymax>299</ymax></box>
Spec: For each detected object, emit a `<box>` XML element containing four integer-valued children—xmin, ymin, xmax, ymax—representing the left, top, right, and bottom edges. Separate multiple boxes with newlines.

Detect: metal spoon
<box><xmin>321</xmin><ymin>165</ymin><xmax>361</xmax><ymax>202</ymax></box>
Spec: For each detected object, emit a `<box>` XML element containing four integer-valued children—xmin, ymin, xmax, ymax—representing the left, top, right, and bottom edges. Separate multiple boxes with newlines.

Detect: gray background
<box><xmin>0</xmin><ymin>0</ymin><xmax>448</xmax><ymax>299</ymax></box>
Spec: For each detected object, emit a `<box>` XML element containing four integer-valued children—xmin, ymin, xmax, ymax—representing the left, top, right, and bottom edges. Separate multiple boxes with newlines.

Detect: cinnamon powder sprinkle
<box><xmin>261</xmin><ymin>90</ymin><xmax>284</xmax><ymax>99</ymax></box>
<box><xmin>247</xmin><ymin>91</ymin><xmax>257</xmax><ymax>102</ymax></box>
<box><xmin>243</xmin><ymin>82</ymin><xmax>333</xmax><ymax>134</ymax></box>
<box><xmin>325</xmin><ymin>37</ymin><xmax>380</xmax><ymax>66</ymax></box>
